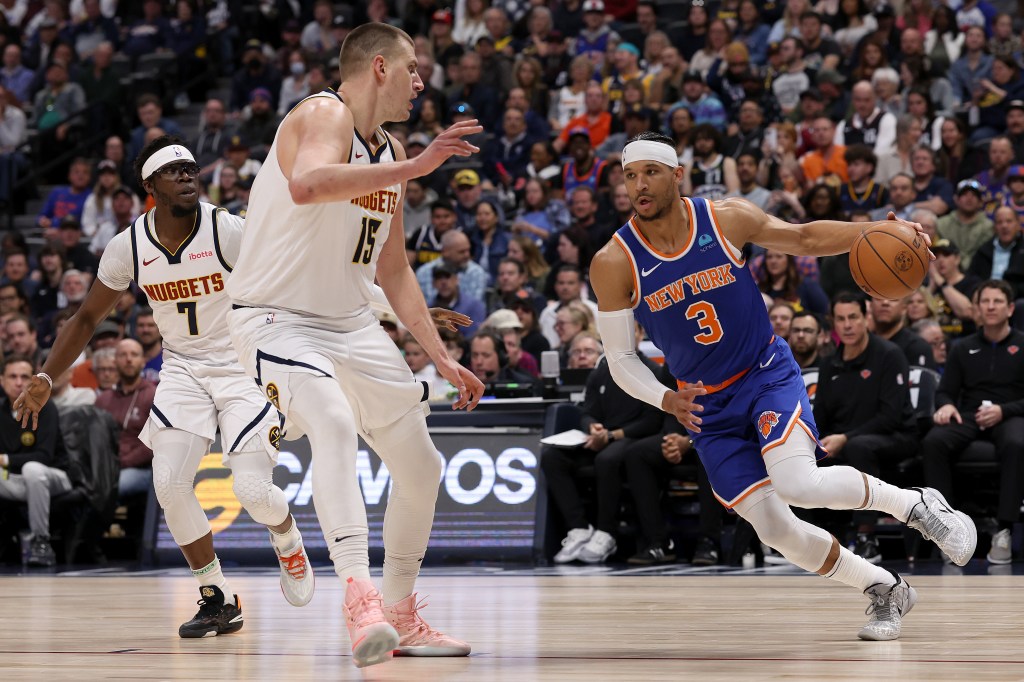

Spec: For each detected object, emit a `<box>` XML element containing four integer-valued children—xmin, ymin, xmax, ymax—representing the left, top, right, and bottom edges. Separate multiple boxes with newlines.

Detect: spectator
<box><xmin>906</xmin><ymin>287</ymin><xmax>937</xmax><ymax>325</ymax></box>
<box><xmin>95</xmin><ymin>338</ymin><xmax>156</xmax><ymax>499</ymax></box>
<box><xmin>509</xmin><ymin>297</ymin><xmax>550</xmax><ymax>360</ymax></box>
<box><xmin>1002</xmin><ymin>164</ymin><xmax>1024</xmax><ymax>224</ymax></box>
<box><xmin>89</xmin><ymin>186</ymin><xmax>137</xmax><ymax>256</ymax></box>
<box><xmin>771</xmin><ymin>37</ymin><xmax>811</xmax><ymax>117</ymax></box>
<box><xmin>37</xmin><ymin>157</ymin><xmax>92</xmax><ymax>232</ymax></box>
<box><xmin>869</xmin><ymin>172</ymin><xmax>917</xmax><ymax>221</ymax></box>
<box><xmin>754</xmin><ymin>250</ymin><xmax>829</xmax><ymax>315</ymax></box>
<box><xmin>402</xmin><ymin>332</ymin><xmax>451</xmax><ymax>401</ymax></box>
<box><xmin>230</xmin><ymin>39</ymin><xmax>281</xmax><ymax>113</ymax></box>
<box><xmin>277</xmin><ymin>48</ymin><xmax>311</xmax><ymax>115</ymax></box>
<box><xmin>920</xmin><ymin>280</ymin><xmax>1024</xmax><ymax>565</ymax></box>
<box><xmin>71</xmin><ymin>0</ymin><xmax>119</xmax><ymax>60</ymax></box>
<box><xmin>0</xmin><ymin>82</ymin><xmax>28</xmax><ymax>207</ymax></box>
<box><xmin>406</xmin><ymin>199</ymin><xmax>458</xmax><ymax>269</ymax></box>
<box><xmin>446</xmin><ymin>51</ymin><xmax>499</xmax><ymax>130</ymax></box>
<box><xmin>402</xmin><ymin>175</ymin><xmax>437</xmax><ymax>236</ymax></box>
<box><xmin>29</xmin><ymin>244</ymin><xmax>65</xmax><ymax>319</ymax></box>
<box><xmin>168</xmin><ymin>0</ymin><xmax>209</xmax><ymax>104</ymax></box>
<box><xmin>683</xmin><ymin>124</ymin><xmax>739</xmax><ymax>201</ymax></box>
<box><xmin>975</xmin><ymin>136</ymin><xmax>1015</xmax><ymax>217</ymax></box>
<box><xmin>800</xmin><ymin>117</ymin><xmax>848</xmax><ymax>188</ymax></box>
<box><xmin>485</xmin><ymin>257</ymin><xmax>546</xmax><ymax>316</ymax></box>
<box><xmin>237</xmin><ymin>87</ymin><xmax>281</xmax><ymax>160</ymax></box>
<box><xmin>211</xmin><ymin>135</ymin><xmax>262</xmax><ymax>187</ymax></box>
<box><xmin>101</xmin><ymin>134</ymin><xmax>133</xmax><ymax>187</ymax></box>
<box><xmin>121</xmin><ymin>0</ymin><xmax>172</xmax><ymax>59</ymax></box>
<box><xmin>840</xmin><ymin>145</ymin><xmax>888</xmax><ymax>214</ymax></box>
<box><xmin>469</xmin><ymin>198</ymin><xmax>511</xmax><ymax>282</ymax></box>
<box><xmin>724</xmin><ymin>99</ymin><xmax>766</xmax><ymax>161</ymax></box>
<box><xmin>56</xmin><ymin>216</ymin><xmax>99</xmax><ymax>274</ymax></box>
<box><xmin>948</xmin><ymin>25</ymin><xmax>992</xmax><ymax>106</ymax></box>
<box><xmin>80</xmin><ymin>160</ymin><xmax>122</xmax><ymax>240</ymax></box>
<box><xmin>1</xmin><ymin>44</ymin><xmax>34</xmax><ymax>106</ymax></box>
<box><xmin>429</xmin><ymin>262</ymin><xmax>486</xmax><ymax>337</ymax></box>
<box><xmin>727</xmin><ymin>152</ymin><xmax>771</xmax><ymax>209</ymax></box>
<box><xmin>560</xmin><ymin>129</ymin><xmax>609</xmax><ymax>198</ymax></box>
<box><xmin>555</xmin><ymin>84</ymin><xmax>612</xmax><ymax>153</ymax></box>
<box><xmin>927</xmin><ymin>239</ymin><xmax>981</xmax><ymax>339</ymax></box>
<box><xmin>134</xmin><ymin>307</ymin><xmax>162</xmax><ymax>383</ymax></box>
<box><xmin>507</xmin><ymin>234</ymin><xmax>550</xmax><ymax>292</ymax></box>
<box><xmin>0</xmin><ymin>355</ymin><xmax>71</xmax><ymax>567</ymax></box>
<box><xmin>910</xmin><ymin>146</ymin><xmax>954</xmax><ymax>216</ymax></box>
<box><xmin>551</xmin><ymin>300</ymin><xmax>595</xmax><ymax>368</ymax></box>
<box><xmin>469</xmin><ymin>329</ymin><xmax>536</xmax><ymax>385</ymax></box>
<box><xmin>868</xmin><ymin>297</ymin><xmax>936</xmax><ymax>369</ymax></box>
<box><xmin>542</xmin><ymin>330</ymin><xmax>663</xmax><ymax>564</ymax></box>
<box><xmin>484</xmin><ymin>107</ymin><xmax>536</xmax><ymax>186</ymax></box>
<box><xmin>734</xmin><ymin>0</ymin><xmax>771</xmax><ymax>66</ymax></box>
<box><xmin>550</xmin><ymin>54</ymin><xmax>594</xmax><ymax>134</ymax></box>
<box><xmin>450</xmin><ymin>167</ymin><xmax>498</xmax><ymax>232</ymax></box>
<box><xmin>512</xmin><ymin>177</ymin><xmax>570</xmax><ymax>247</ymax></box>
<box><xmin>70</xmin><ymin>322</ymin><xmax>120</xmax><ymax>390</ymax></box>
<box><xmin>50</xmin><ymin>365</ymin><xmax>96</xmax><ymax>411</ymax></box>
<box><xmin>676</xmin><ymin>70</ymin><xmax>728</xmax><ymax>129</ymax></box>
<box><xmin>540</xmin><ymin>262</ymin><xmax>597</xmax><ymax>345</ymax></box>
<box><xmin>32</xmin><ymin>59</ymin><xmax>87</xmax><ymax>181</ymax></box>
<box><xmin>495</xmin><ymin>320</ymin><xmax>539</xmax><ymax>379</ymax></box>
<box><xmin>6</xmin><ymin>314</ymin><xmax>42</xmax><ymax>368</ymax></box>
<box><xmin>912</xmin><ymin>319</ymin><xmax>948</xmax><ymax>372</ymax></box>
<box><xmin>968</xmin><ymin>205</ymin><xmax>1024</xmax><ymax>297</ymax></box>
<box><xmin>0</xmin><ymin>282</ymin><xmax>28</xmax><ymax>316</ymax></box>
<box><xmin>873</xmin><ymin>114</ymin><xmax>921</xmax><ymax>184</ymax></box>
<box><xmin>192</xmin><ymin>97</ymin><xmax>236</xmax><ymax>172</ymax></box>
<box><xmin>2</xmin><ymin>251</ymin><xmax>36</xmax><ymax>297</ymax></box>
<box><xmin>837</xmin><ymin>80</ymin><xmax>897</xmax><ymax>157</ymax></box>
<box><xmin>416</xmin><ymin>230</ymin><xmax>489</xmax><ymax>303</ymax></box>
<box><xmin>814</xmin><ymin>293</ymin><xmax>917</xmax><ymax>563</ymax></box>
<box><xmin>790</xmin><ymin>310</ymin><xmax>825</xmax><ymax>369</ymax></box>
<box><xmin>574</xmin><ymin>0</ymin><xmax>617</xmax><ymax>69</ymax></box>
<box><xmin>300</xmin><ymin>0</ymin><xmax>337</xmax><ymax>55</ymax></box>
<box><xmin>768</xmin><ymin>301</ymin><xmax>795</xmax><ymax>340</ymax></box>
<box><xmin>128</xmin><ymin>94</ymin><xmax>184</xmax><ymax>160</ymax></box>
<box><xmin>936</xmin><ymin>179</ymin><xmax>993</xmax><ymax>269</ymax></box>
<box><xmin>937</xmin><ymin>118</ymin><xmax>980</xmax><ymax>185</ymax></box>
<box><xmin>1006</xmin><ymin>102</ymin><xmax>1024</xmax><ymax>166</ymax></box>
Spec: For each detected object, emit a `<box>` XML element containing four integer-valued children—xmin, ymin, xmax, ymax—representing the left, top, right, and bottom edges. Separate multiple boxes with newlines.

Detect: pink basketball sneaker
<box><xmin>343</xmin><ymin>578</ymin><xmax>399</xmax><ymax>668</ymax></box>
<box><xmin>385</xmin><ymin>594</ymin><xmax>471</xmax><ymax>657</ymax></box>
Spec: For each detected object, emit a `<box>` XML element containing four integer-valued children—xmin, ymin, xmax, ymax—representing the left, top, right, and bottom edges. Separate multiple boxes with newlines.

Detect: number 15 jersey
<box><xmin>612</xmin><ymin>196</ymin><xmax>775</xmax><ymax>389</ymax></box>
<box><xmin>97</xmin><ymin>202</ymin><xmax>242</xmax><ymax>365</ymax></box>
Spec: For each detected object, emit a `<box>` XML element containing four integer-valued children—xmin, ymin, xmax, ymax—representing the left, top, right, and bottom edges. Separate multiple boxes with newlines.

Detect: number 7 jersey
<box><xmin>612</xmin><ymin>196</ymin><xmax>775</xmax><ymax>389</ymax></box>
<box><xmin>97</xmin><ymin>202</ymin><xmax>243</xmax><ymax>365</ymax></box>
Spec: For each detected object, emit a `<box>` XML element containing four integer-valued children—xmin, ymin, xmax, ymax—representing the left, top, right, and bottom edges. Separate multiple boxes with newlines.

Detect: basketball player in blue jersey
<box><xmin>591</xmin><ymin>132</ymin><xmax>977</xmax><ymax>641</ymax></box>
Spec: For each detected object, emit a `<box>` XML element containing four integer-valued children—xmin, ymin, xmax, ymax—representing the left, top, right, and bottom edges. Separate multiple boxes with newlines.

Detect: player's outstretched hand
<box><xmin>13</xmin><ymin>376</ymin><xmax>52</xmax><ymax>430</ymax></box>
<box><xmin>887</xmin><ymin>211</ymin><xmax>935</xmax><ymax>260</ymax></box>
<box><xmin>663</xmin><ymin>381</ymin><xmax>707</xmax><ymax>433</ymax></box>
<box><xmin>438</xmin><ymin>359</ymin><xmax>485</xmax><ymax>411</ymax></box>
<box><xmin>413</xmin><ymin>120</ymin><xmax>484</xmax><ymax>176</ymax></box>
<box><xmin>429</xmin><ymin>307</ymin><xmax>473</xmax><ymax>331</ymax></box>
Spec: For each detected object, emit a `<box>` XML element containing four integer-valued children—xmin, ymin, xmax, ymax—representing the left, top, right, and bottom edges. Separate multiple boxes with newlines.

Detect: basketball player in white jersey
<box><xmin>226</xmin><ymin>23</ymin><xmax>485</xmax><ymax>668</ymax></box>
<box><xmin>14</xmin><ymin>137</ymin><xmax>316</xmax><ymax>639</ymax></box>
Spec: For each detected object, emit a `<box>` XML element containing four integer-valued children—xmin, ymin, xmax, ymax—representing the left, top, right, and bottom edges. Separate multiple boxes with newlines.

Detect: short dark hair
<box><xmin>134</xmin><ymin>134</ymin><xmax>188</xmax><ymax>186</ymax></box>
<box><xmin>136</xmin><ymin>93</ymin><xmax>161</xmax><ymax>110</ymax></box>
<box><xmin>844</xmin><ymin>144</ymin><xmax>877</xmax><ymax>170</ymax></box>
<box><xmin>556</xmin><ymin>263</ymin><xmax>583</xmax><ymax>280</ymax></box>
<box><xmin>626</xmin><ymin>131</ymin><xmax>675</xmax><ymax>148</ymax></box>
<box><xmin>791</xmin><ymin>310</ymin><xmax>821</xmax><ymax>332</ymax></box>
<box><xmin>691</xmin><ymin>124</ymin><xmax>723</xmax><ymax>151</ymax></box>
<box><xmin>0</xmin><ymin>354</ymin><xmax>34</xmax><ymax>374</ymax></box>
<box><xmin>831</xmin><ymin>291</ymin><xmax>867</xmax><ymax>315</ymax></box>
<box><xmin>136</xmin><ymin>306</ymin><xmax>155</xmax><ymax>320</ymax></box>
<box><xmin>799</xmin><ymin>10</ymin><xmax>823</xmax><ymax>23</ymax></box>
<box><xmin>339</xmin><ymin>22</ymin><xmax>414</xmax><ymax>81</ymax></box>
<box><xmin>6</xmin><ymin>312</ymin><xmax>35</xmax><ymax>333</ymax></box>
<box><xmin>974</xmin><ymin>279</ymin><xmax>1014</xmax><ymax>305</ymax></box>
<box><xmin>499</xmin><ymin>257</ymin><xmax>525</xmax><ymax>275</ymax></box>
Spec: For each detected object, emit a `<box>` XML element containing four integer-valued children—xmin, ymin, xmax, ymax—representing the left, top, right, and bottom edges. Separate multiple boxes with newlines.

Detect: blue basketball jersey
<box><xmin>613</xmin><ymin>197</ymin><xmax>774</xmax><ymax>389</ymax></box>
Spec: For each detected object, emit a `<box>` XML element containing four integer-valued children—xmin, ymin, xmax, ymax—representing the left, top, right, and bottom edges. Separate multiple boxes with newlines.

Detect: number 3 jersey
<box><xmin>612</xmin><ymin>196</ymin><xmax>775</xmax><ymax>389</ymax></box>
<box><xmin>97</xmin><ymin>202</ymin><xmax>242</xmax><ymax>365</ymax></box>
<box><xmin>227</xmin><ymin>90</ymin><xmax>402</xmax><ymax>319</ymax></box>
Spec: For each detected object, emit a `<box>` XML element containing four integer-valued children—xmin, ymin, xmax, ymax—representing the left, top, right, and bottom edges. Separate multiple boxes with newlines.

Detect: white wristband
<box><xmin>36</xmin><ymin>372</ymin><xmax>53</xmax><ymax>388</ymax></box>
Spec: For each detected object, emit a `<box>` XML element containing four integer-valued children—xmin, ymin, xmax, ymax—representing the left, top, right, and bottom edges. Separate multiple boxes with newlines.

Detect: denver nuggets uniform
<box><xmin>97</xmin><ymin>202</ymin><xmax>280</xmax><ymax>457</ymax></box>
<box><xmin>227</xmin><ymin>90</ymin><xmax>428</xmax><ymax>435</ymax></box>
<box><xmin>612</xmin><ymin>196</ymin><xmax>824</xmax><ymax>508</ymax></box>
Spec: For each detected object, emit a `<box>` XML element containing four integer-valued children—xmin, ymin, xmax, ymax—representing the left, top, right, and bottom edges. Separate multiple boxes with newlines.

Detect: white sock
<box><xmin>192</xmin><ymin>556</ymin><xmax>235</xmax><ymax>605</ymax></box>
<box><xmin>269</xmin><ymin>515</ymin><xmax>302</xmax><ymax>555</ymax></box>
<box><xmin>861</xmin><ymin>475</ymin><xmax>920</xmax><ymax>523</ymax></box>
<box><xmin>824</xmin><ymin>546</ymin><xmax>896</xmax><ymax>592</ymax></box>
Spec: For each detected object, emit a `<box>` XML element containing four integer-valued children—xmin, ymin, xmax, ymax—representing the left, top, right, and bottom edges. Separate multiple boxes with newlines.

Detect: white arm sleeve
<box><xmin>95</xmin><ymin>229</ymin><xmax>134</xmax><ymax>291</ymax></box>
<box><xmin>596</xmin><ymin>308</ymin><xmax>670</xmax><ymax>410</ymax></box>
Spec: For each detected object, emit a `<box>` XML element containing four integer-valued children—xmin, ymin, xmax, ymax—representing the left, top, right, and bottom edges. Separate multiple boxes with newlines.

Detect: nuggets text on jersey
<box><xmin>351</xmin><ymin>189</ymin><xmax>400</xmax><ymax>215</ymax></box>
<box><xmin>141</xmin><ymin>273</ymin><xmax>225</xmax><ymax>302</ymax></box>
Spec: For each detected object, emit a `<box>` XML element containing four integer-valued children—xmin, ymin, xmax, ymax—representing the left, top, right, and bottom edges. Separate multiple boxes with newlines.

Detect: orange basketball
<box><xmin>849</xmin><ymin>223</ymin><xmax>930</xmax><ymax>300</ymax></box>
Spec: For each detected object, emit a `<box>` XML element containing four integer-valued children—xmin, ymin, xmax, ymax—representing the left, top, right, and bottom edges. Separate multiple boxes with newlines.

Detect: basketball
<box><xmin>849</xmin><ymin>223</ymin><xmax>930</xmax><ymax>300</ymax></box>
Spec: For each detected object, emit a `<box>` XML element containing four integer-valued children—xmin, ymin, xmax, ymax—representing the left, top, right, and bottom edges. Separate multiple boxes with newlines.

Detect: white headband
<box><xmin>622</xmin><ymin>140</ymin><xmax>679</xmax><ymax>170</ymax></box>
<box><xmin>142</xmin><ymin>145</ymin><xmax>197</xmax><ymax>180</ymax></box>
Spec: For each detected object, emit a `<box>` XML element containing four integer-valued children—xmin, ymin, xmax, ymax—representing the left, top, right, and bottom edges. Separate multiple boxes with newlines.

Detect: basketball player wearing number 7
<box><xmin>592</xmin><ymin>132</ymin><xmax>977</xmax><ymax>641</ymax></box>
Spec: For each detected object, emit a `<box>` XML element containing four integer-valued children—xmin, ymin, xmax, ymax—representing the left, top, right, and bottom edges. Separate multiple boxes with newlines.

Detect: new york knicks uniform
<box><xmin>227</xmin><ymin>90</ymin><xmax>428</xmax><ymax>435</ymax></box>
<box><xmin>96</xmin><ymin>202</ymin><xmax>280</xmax><ymax>458</ymax></box>
<box><xmin>612</xmin><ymin>197</ymin><xmax>824</xmax><ymax>508</ymax></box>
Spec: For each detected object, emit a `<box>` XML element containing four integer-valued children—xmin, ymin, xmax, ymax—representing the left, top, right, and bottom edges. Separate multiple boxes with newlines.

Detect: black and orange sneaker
<box><xmin>178</xmin><ymin>585</ymin><xmax>244</xmax><ymax>638</ymax></box>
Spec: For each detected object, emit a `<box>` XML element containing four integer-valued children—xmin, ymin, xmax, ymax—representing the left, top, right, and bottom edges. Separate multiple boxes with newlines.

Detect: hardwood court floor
<box><xmin>0</xmin><ymin>572</ymin><xmax>1021</xmax><ymax>681</ymax></box>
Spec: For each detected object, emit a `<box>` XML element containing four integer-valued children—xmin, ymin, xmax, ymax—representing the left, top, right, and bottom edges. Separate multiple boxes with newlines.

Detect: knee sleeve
<box><xmin>765</xmin><ymin>428</ymin><xmax>866</xmax><ymax>511</ymax></box>
<box><xmin>151</xmin><ymin>429</ymin><xmax>213</xmax><ymax>546</ymax></box>
<box><xmin>228</xmin><ymin>441</ymin><xmax>289</xmax><ymax>527</ymax></box>
<box><xmin>734</xmin><ymin>485</ymin><xmax>833</xmax><ymax>573</ymax></box>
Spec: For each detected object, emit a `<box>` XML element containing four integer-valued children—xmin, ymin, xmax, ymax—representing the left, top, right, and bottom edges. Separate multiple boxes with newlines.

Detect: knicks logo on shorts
<box><xmin>20</xmin><ymin>431</ymin><xmax>35</xmax><ymax>447</ymax></box>
<box><xmin>757</xmin><ymin>411</ymin><xmax>781</xmax><ymax>439</ymax></box>
<box><xmin>266</xmin><ymin>382</ymin><xmax>280</xmax><ymax>409</ymax></box>
<box><xmin>269</xmin><ymin>426</ymin><xmax>281</xmax><ymax>451</ymax></box>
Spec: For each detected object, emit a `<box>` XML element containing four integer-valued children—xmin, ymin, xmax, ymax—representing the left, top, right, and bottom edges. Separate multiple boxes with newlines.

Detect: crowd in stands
<box><xmin>1</xmin><ymin>0</ymin><xmax>1024</xmax><ymax>568</ymax></box>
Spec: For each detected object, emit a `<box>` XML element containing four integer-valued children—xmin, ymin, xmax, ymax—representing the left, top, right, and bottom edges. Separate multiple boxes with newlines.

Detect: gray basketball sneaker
<box><xmin>858</xmin><ymin>575</ymin><xmax>918</xmax><ymax>641</ymax></box>
<box><xmin>906</xmin><ymin>487</ymin><xmax>977</xmax><ymax>566</ymax></box>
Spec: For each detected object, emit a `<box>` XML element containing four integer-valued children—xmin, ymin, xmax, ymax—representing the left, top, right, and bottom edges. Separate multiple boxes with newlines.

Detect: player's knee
<box><xmin>231</xmin><ymin>470</ymin><xmax>282</xmax><ymax>525</ymax></box>
<box><xmin>771</xmin><ymin>469</ymin><xmax>826</xmax><ymax>509</ymax></box>
<box><xmin>20</xmin><ymin>461</ymin><xmax>46</xmax><ymax>481</ymax></box>
<box><xmin>151</xmin><ymin>460</ymin><xmax>192</xmax><ymax>511</ymax></box>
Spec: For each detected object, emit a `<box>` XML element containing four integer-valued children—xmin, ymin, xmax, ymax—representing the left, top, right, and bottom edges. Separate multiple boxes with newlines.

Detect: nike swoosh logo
<box><xmin>969</xmin><ymin>348</ymin><xmax>981</xmax><ymax>354</ymax></box>
<box><xmin>641</xmin><ymin>263</ymin><xmax>662</xmax><ymax>277</ymax></box>
<box><xmin>355</xmin><ymin>153</ymin><xmax>364</xmax><ymax>158</ymax></box>
<box><xmin>760</xmin><ymin>353</ymin><xmax>775</xmax><ymax>369</ymax></box>
<box><xmin>143</xmin><ymin>257</ymin><xmax>159</xmax><ymax>266</ymax></box>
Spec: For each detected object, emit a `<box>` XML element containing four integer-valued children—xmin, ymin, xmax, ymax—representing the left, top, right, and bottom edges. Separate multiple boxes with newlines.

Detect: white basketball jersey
<box><xmin>227</xmin><ymin>90</ymin><xmax>402</xmax><ymax>319</ymax></box>
<box><xmin>97</xmin><ymin>202</ymin><xmax>243</xmax><ymax>364</ymax></box>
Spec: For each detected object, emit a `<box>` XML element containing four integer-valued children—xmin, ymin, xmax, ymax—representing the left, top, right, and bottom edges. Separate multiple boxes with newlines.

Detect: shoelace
<box><xmin>347</xmin><ymin>589</ymin><xmax>386</xmax><ymax>628</ymax></box>
<box><xmin>279</xmin><ymin>549</ymin><xmax>307</xmax><ymax>580</ymax></box>
<box><xmin>194</xmin><ymin>597</ymin><xmax>220</xmax><ymax>617</ymax></box>
<box><xmin>909</xmin><ymin>500</ymin><xmax>953</xmax><ymax>543</ymax></box>
<box><xmin>864</xmin><ymin>584</ymin><xmax>906</xmax><ymax>621</ymax></box>
<box><xmin>390</xmin><ymin>596</ymin><xmax>434</xmax><ymax>639</ymax></box>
